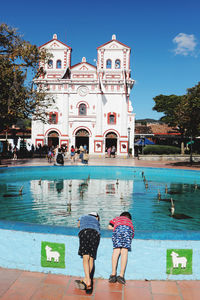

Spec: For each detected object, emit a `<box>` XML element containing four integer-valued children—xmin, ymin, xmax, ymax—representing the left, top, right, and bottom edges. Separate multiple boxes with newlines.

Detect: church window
<box><xmin>48</xmin><ymin>60</ymin><xmax>53</xmax><ymax>69</ymax></box>
<box><xmin>109</xmin><ymin>115</ymin><xmax>115</xmax><ymax>124</ymax></box>
<box><xmin>108</xmin><ymin>112</ymin><xmax>116</xmax><ymax>124</ymax></box>
<box><xmin>79</xmin><ymin>103</ymin><xmax>87</xmax><ymax>115</ymax></box>
<box><xmin>56</xmin><ymin>60</ymin><xmax>62</xmax><ymax>69</ymax></box>
<box><xmin>106</xmin><ymin>59</ymin><xmax>112</xmax><ymax>69</ymax></box>
<box><xmin>115</xmin><ymin>59</ymin><xmax>121</xmax><ymax>69</ymax></box>
<box><xmin>49</xmin><ymin>112</ymin><xmax>58</xmax><ymax>124</ymax></box>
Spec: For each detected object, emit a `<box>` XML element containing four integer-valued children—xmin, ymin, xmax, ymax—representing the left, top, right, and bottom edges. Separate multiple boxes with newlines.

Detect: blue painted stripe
<box><xmin>0</xmin><ymin>220</ymin><xmax>200</xmax><ymax>240</ymax></box>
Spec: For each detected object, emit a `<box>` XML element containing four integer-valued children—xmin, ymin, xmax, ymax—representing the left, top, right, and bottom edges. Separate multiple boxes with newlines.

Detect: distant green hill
<box><xmin>135</xmin><ymin>118</ymin><xmax>160</xmax><ymax>123</ymax></box>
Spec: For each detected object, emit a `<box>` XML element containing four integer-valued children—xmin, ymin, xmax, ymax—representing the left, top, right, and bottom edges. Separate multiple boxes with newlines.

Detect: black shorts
<box><xmin>78</xmin><ymin>229</ymin><xmax>100</xmax><ymax>260</ymax></box>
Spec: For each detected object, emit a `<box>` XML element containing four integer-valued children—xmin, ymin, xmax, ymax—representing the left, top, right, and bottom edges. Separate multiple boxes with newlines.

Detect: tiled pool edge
<box><xmin>0</xmin><ymin>224</ymin><xmax>200</xmax><ymax>280</ymax></box>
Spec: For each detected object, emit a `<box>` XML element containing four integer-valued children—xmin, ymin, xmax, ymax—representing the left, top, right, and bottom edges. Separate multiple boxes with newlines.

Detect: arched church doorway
<box><xmin>105</xmin><ymin>132</ymin><xmax>117</xmax><ymax>151</ymax></box>
<box><xmin>75</xmin><ymin>129</ymin><xmax>89</xmax><ymax>152</ymax></box>
<box><xmin>48</xmin><ymin>131</ymin><xmax>59</xmax><ymax>148</ymax></box>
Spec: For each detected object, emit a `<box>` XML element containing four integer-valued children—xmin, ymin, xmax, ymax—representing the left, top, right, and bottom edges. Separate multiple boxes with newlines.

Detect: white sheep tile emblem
<box><xmin>171</xmin><ymin>251</ymin><xmax>187</xmax><ymax>268</ymax></box>
<box><xmin>45</xmin><ymin>245</ymin><xmax>60</xmax><ymax>263</ymax></box>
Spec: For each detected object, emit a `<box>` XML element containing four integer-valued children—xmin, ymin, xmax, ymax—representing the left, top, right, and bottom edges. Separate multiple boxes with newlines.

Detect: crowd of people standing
<box><xmin>6</xmin><ymin>143</ymin><xmax>117</xmax><ymax>161</ymax></box>
<box><xmin>47</xmin><ymin>144</ymin><xmax>89</xmax><ymax>165</ymax></box>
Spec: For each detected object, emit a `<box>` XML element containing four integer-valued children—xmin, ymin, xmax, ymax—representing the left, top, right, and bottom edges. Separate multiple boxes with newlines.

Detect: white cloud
<box><xmin>172</xmin><ymin>33</ymin><xmax>197</xmax><ymax>56</ymax></box>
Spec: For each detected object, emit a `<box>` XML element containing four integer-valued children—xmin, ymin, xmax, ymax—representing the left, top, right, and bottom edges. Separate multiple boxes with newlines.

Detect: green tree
<box><xmin>0</xmin><ymin>23</ymin><xmax>53</xmax><ymax>131</ymax></box>
<box><xmin>181</xmin><ymin>83</ymin><xmax>200</xmax><ymax>162</ymax></box>
<box><xmin>153</xmin><ymin>94</ymin><xmax>185</xmax><ymax>134</ymax></box>
<box><xmin>153</xmin><ymin>82</ymin><xmax>200</xmax><ymax>163</ymax></box>
<box><xmin>183</xmin><ymin>83</ymin><xmax>200</xmax><ymax>136</ymax></box>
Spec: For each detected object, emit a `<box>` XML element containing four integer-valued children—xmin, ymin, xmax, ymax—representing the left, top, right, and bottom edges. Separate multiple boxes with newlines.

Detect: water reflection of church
<box><xmin>30</xmin><ymin>178</ymin><xmax>133</xmax><ymax>228</ymax></box>
<box><xmin>31</xmin><ymin>34</ymin><xmax>135</xmax><ymax>156</ymax></box>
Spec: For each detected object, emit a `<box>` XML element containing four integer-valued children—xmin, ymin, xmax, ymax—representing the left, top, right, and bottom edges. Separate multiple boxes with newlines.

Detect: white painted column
<box><xmin>121</xmin><ymin>94</ymin><xmax>128</xmax><ymax>136</ymax></box>
<box><xmin>129</xmin><ymin>112</ymin><xmax>135</xmax><ymax>156</ymax></box>
<box><xmin>96</xmin><ymin>93</ymin><xmax>102</xmax><ymax>135</ymax></box>
<box><xmin>61</xmin><ymin>92</ymin><xmax>69</xmax><ymax>135</ymax></box>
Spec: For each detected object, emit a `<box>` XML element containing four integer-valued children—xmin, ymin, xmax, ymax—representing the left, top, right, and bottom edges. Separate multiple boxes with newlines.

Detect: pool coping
<box><xmin>1</xmin><ymin>220</ymin><xmax>200</xmax><ymax>240</ymax></box>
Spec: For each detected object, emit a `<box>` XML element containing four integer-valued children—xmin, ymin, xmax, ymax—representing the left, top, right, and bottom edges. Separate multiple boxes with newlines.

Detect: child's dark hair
<box><xmin>120</xmin><ymin>211</ymin><xmax>132</xmax><ymax>220</ymax></box>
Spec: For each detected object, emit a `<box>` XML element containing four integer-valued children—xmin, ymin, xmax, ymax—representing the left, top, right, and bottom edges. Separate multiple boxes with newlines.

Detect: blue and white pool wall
<box><xmin>0</xmin><ymin>224</ymin><xmax>200</xmax><ymax>280</ymax></box>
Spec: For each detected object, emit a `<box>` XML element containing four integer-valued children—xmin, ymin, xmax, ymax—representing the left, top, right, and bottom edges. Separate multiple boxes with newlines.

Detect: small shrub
<box><xmin>143</xmin><ymin>145</ymin><xmax>181</xmax><ymax>155</ymax></box>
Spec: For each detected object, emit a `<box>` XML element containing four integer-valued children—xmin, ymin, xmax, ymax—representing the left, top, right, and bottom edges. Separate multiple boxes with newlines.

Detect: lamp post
<box><xmin>127</xmin><ymin>127</ymin><xmax>131</xmax><ymax>156</ymax></box>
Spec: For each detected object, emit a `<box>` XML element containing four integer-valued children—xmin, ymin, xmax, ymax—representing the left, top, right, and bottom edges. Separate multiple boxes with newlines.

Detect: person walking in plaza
<box><xmin>75</xmin><ymin>146</ymin><xmax>79</xmax><ymax>161</ymax></box>
<box><xmin>75</xmin><ymin>212</ymin><xmax>100</xmax><ymax>294</ymax></box>
<box><xmin>70</xmin><ymin>145</ymin><xmax>75</xmax><ymax>162</ymax></box>
<box><xmin>79</xmin><ymin>145</ymin><xmax>84</xmax><ymax>162</ymax></box>
<box><xmin>55</xmin><ymin>148</ymin><xmax>64</xmax><ymax>166</ymax></box>
<box><xmin>82</xmin><ymin>150</ymin><xmax>89</xmax><ymax>164</ymax></box>
<box><xmin>47</xmin><ymin>148</ymin><xmax>53</xmax><ymax>163</ymax></box>
<box><xmin>107</xmin><ymin>146</ymin><xmax>111</xmax><ymax>158</ymax></box>
<box><xmin>13</xmin><ymin>146</ymin><xmax>18</xmax><ymax>160</ymax></box>
<box><xmin>111</xmin><ymin>145</ymin><xmax>116</xmax><ymax>158</ymax></box>
<box><xmin>108</xmin><ymin>211</ymin><xmax>134</xmax><ymax>284</ymax></box>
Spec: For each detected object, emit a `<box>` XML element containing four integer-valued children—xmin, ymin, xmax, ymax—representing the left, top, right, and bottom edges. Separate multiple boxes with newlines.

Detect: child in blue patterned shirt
<box><xmin>75</xmin><ymin>212</ymin><xmax>100</xmax><ymax>294</ymax></box>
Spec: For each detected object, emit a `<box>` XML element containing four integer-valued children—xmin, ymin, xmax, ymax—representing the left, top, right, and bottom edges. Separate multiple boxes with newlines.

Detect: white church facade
<box><xmin>31</xmin><ymin>34</ymin><xmax>135</xmax><ymax>156</ymax></box>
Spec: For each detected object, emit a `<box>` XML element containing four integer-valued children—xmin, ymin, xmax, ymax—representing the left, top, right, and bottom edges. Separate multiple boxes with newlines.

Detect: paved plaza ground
<box><xmin>1</xmin><ymin>155</ymin><xmax>200</xmax><ymax>170</ymax></box>
<box><xmin>0</xmin><ymin>267</ymin><xmax>200</xmax><ymax>300</ymax></box>
<box><xmin>0</xmin><ymin>157</ymin><xmax>200</xmax><ymax>299</ymax></box>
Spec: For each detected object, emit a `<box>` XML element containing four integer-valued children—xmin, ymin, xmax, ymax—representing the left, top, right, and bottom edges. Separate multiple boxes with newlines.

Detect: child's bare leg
<box><xmin>119</xmin><ymin>248</ymin><xmax>128</xmax><ymax>277</ymax></box>
<box><xmin>83</xmin><ymin>255</ymin><xmax>91</xmax><ymax>286</ymax></box>
<box><xmin>89</xmin><ymin>256</ymin><xmax>94</xmax><ymax>278</ymax></box>
<box><xmin>111</xmin><ymin>248</ymin><xmax>121</xmax><ymax>275</ymax></box>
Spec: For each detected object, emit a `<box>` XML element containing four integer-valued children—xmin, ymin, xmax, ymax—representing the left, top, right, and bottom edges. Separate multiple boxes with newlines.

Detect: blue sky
<box><xmin>1</xmin><ymin>0</ymin><xmax>200</xmax><ymax>120</ymax></box>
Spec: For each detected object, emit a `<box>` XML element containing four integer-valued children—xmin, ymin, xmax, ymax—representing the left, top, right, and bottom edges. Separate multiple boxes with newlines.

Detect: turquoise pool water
<box><xmin>0</xmin><ymin>166</ymin><xmax>200</xmax><ymax>234</ymax></box>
